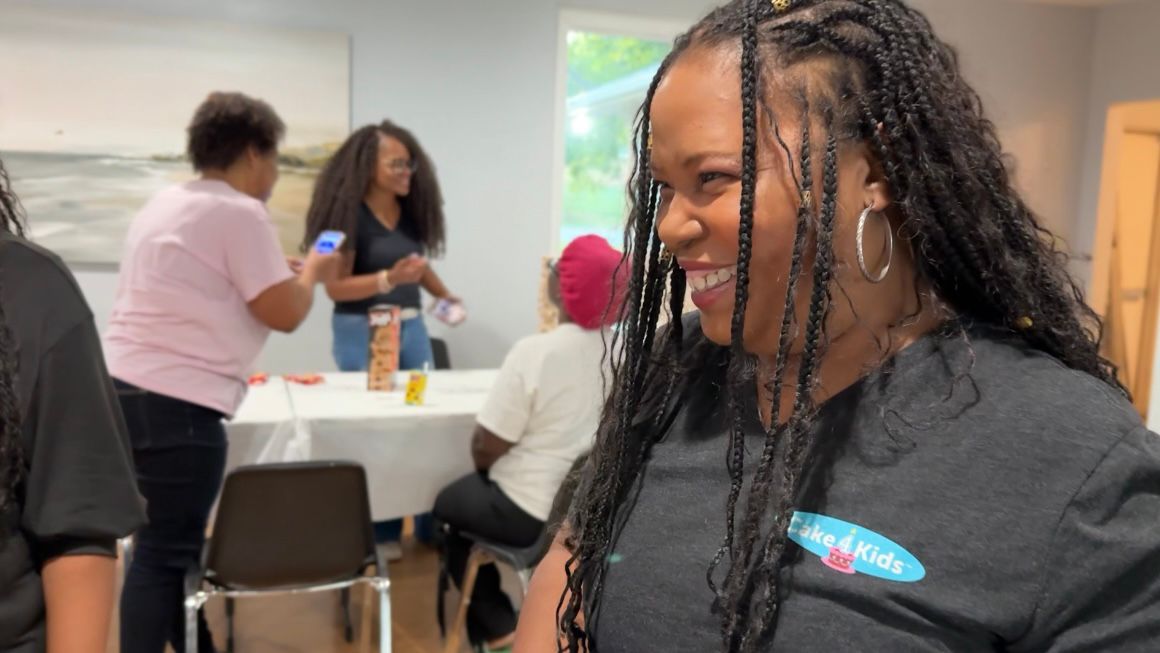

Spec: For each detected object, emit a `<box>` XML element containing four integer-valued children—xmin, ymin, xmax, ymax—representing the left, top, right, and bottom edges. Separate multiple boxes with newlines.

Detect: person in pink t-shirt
<box><xmin>104</xmin><ymin>92</ymin><xmax>337</xmax><ymax>653</ymax></box>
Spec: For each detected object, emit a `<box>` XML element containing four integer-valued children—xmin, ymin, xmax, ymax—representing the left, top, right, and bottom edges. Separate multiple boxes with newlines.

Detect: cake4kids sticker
<box><xmin>788</xmin><ymin>512</ymin><xmax>926</xmax><ymax>583</ymax></box>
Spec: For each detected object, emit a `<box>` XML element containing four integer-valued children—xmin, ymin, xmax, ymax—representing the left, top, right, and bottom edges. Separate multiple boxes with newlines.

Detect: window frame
<box><xmin>550</xmin><ymin>9</ymin><xmax>686</xmax><ymax>253</ymax></box>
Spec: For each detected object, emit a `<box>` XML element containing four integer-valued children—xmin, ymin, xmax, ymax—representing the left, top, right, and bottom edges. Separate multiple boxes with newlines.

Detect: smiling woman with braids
<box><xmin>1</xmin><ymin>156</ymin><xmax>144</xmax><ymax>652</ymax></box>
<box><xmin>516</xmin><ymin>1</ymin><xmax>1160</xmax><ymax>651</ymax></box>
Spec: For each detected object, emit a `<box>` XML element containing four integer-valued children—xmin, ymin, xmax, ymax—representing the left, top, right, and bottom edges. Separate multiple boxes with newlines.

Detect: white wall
<box><xmin>40</xmin><ymin>0</ymin><xmax>573</xmax><ymax>372</ymax></box>
<box><xmin>917</xmin><ymin>0</ymin><xmax>1097</xmax><ymax>251</ymax></box>
<box><xmin>10</xmin><ymin>0</ymin><xmax>1101</xmax><ymax>373</ymax></box>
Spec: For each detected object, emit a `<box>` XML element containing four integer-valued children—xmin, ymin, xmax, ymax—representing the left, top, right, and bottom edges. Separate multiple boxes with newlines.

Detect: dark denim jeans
<box><xmin>115</xmin><ymin>380</ymin><xmax>226</xmax><ymax>653</ymax></box>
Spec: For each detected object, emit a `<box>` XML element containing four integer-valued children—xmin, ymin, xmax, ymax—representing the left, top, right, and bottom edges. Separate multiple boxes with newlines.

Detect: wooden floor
<box><xmin>108</xmin><ymin>538</ymin><xmax>471</xmax><ymax>653</ymax></box>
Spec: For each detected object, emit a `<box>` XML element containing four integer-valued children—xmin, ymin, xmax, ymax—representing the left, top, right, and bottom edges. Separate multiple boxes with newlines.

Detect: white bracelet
<box><xmin>377</xmin><ymin>270</ymin><xmax>393</xmax><ymax>294</ymax></box>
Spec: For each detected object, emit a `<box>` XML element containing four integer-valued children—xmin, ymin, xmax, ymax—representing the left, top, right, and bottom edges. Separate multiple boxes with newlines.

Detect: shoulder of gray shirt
<box><xmin>0</xmin><ymin>235</ymin><xmax>92</xmax><ymax>348</ymax></box>
<box><xmin>872</xmin><ymin>327</ymin><xmax>1149</xmax><ymax>502</ymax></box>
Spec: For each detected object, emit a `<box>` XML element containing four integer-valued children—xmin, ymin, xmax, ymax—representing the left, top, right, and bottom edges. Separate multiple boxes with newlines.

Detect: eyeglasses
<box><xmin>387</xmin><ymin>159</ymin><xmax>418</xmax><ymax>174</ymax></box>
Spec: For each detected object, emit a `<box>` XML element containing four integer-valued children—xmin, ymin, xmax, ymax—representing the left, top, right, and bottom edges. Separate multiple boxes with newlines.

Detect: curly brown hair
<box><xmin>302</xmin><ymin>120</ymin><xmax>445</xmax><ymax>255</ymax></box>
<box><xmin>186</xmin><ymin>92</ymin><xmax>285</xmax><ymax>172</ymax></box>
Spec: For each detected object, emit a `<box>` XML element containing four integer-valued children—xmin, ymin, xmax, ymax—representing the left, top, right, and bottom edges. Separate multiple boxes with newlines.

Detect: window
<box><xmin>553</xmin><ymin>11</ymin><xmax>683</xmax><ymax>251</ymax></box>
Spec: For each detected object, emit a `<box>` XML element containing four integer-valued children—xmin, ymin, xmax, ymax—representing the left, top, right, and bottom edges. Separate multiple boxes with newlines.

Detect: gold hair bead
<box><xmin>1015</xmin><ymin>316</ymin><xmax>1033</xmax><ymax>330</ymax></box>
<box><xmin>659</xmin><ymin>249</ymin><xmax>674</xmax><ymax>269</ymax></box>
<box><xmin>647</xmin><ymin>133</ymin><xmax>654</xmax><ymax>150</ymax></box>
<box><xmin>772</xmin><ymin>0</ymin><xmax>792</xmax><ymax>13</ymax></box>
<box><xmin>801</xmin><ymin>190</ymin><xmax>812</xmax><ymax>207</ymax></box>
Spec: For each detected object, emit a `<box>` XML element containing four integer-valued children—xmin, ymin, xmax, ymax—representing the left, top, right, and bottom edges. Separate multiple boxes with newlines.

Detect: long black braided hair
<box><xmin>0</xmin><ymin>155</ymin><xmax>26</xmax><ymax>529</ymax></box>
<box><xmin>560</xmin><ymin>1</ymin><xmax>1119</xmax><ymax>651</ymax></box>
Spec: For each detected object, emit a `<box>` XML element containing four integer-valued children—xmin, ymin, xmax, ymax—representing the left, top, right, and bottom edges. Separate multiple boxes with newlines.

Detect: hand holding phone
<box><xmin>314</xmin><ymin>230</ymin><xmax>347</xmax><ymax>254</ymax></box>
<box><xmin>302</xmin><ymin>231</ymin><xmax>344</xmax><ymax>283</ymax></box>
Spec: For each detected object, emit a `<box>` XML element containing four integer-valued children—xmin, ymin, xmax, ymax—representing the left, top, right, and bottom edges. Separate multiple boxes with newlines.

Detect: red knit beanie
<box><xmin>556</xmin><ymin>235</ymin><xmax>627</xmax><ymax>330</ymax></box>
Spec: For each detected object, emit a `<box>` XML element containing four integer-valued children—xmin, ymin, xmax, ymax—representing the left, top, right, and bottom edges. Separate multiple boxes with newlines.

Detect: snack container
<box><xmin>367</xmin><ymin>304</ymin><xmax>401</xmax><ymax>391</ymax></box>
<box><xmin>404</xmin><ymin>369</ymin><xmax>429</xmax><ymax>406</ymax></box>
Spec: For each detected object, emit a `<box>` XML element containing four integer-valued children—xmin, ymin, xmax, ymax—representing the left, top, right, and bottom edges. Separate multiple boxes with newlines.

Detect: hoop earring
<box><xmin>856</xmin><ymin>204</ymin><xmax>893</xmax><ymax>283</ymax></box>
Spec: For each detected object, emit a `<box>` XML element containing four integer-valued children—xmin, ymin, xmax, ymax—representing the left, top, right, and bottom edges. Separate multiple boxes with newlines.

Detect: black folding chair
<box><xmin>441</xmin><ymin>455</ymin><xmax>588</xmax><ymax>653</ymax></box>
<box><xmin>431</xmin><ymin>337</ymin><xmax>452</xmax><ymax>370</ymax></box>
<box><xmin>183</xmin><ymin>461</ymin><xmax>391</xmax><ymax>653</ymax></box>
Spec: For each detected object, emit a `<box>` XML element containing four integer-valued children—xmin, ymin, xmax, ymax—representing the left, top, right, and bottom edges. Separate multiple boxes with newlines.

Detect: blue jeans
<box><xmin>331</xmin><ymin>311</ymin><xmax>435</xmax><ymax>543</ymax></box>
<box><xmin>332</xmin><ymin>311</ymin><xmax>435</xmax><ymax>373</ymax></box>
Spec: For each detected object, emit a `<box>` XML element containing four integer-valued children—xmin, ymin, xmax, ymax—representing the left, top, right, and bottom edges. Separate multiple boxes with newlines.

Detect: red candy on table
<box><xmin>283</xmin><ymin>373</ymin><xmax>324</xmax><ymax>386</ymax></box>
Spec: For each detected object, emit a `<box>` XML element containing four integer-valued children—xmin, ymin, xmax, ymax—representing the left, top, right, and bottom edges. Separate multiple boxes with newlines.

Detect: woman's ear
<box><xmin>864</xmin><ymin>176</ymin><xmax>892</xmax><ymax>213</ymax></box>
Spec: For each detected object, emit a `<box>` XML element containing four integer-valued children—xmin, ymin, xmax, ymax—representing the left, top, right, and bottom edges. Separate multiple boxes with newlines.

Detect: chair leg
<box><xmin>378</xmin><ymin>576</ymin><xmax>392</xmax><ymax>653</ymax></box>
<box><xmin>518</xmin><ymin>568</ymin><xmax>533</xmax><ymax>596</ymax></box>
<box><xmin>444</xmin><ymin>548</ymin><xmax>487</xmax><ymax>653</ymax></box>
<box><xmin>225</xmin><ymin>597</ymin><xmax>236</xmax><ymax>653</ymax></box>
<box><xmin>185</xmin><ymin>594</ymin><xmax>204</xmax><ymax>653</ymax></box>
<box><xmin>360</xmin><ymin>578</ymin><xmax>375</xmax><ymax>653</ymax></box>
<box><xmin>342</xmin><ymin>587</ymin><xmax>355</xmax><ymax>643</ymax></box>
<box><xmin>120</xmin><ymin>537</ymin><xmax>134</xmax><ymax>585</ymax></box>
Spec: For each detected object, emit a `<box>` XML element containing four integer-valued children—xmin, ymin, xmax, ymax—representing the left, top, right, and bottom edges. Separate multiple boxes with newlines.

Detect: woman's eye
<box><xmin>699</xmin><ymin>172</ymin><xmax>728</xmax><ymax>186</ymax></box>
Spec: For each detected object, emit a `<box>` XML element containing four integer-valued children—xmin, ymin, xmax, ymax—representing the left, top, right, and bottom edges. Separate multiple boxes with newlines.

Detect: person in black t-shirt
<box><xmin>303</xmin><ymin>120</ymin><xmax>460</xmax><ymax>553</ymax></box>
<box><xmin>516</xmin><ymin>1</ymin><xmax>1160</xmax><ymax>652</ymax></box>
<box><xmin>304</xmin><ymin>119</ymin><xmax>461</xmax><ymax>373</ymax></box>
<box><xmin>0</xmin><ymin>156</ymin><xmax>144</xmax><ymax>652</ymax></box>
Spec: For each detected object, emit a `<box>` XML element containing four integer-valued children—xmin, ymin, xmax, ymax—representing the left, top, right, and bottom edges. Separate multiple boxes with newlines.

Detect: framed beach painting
<box><xmin>0</xmin><ymin>5</ymin><xmax>350</xmax><ymax>264</ymax></box>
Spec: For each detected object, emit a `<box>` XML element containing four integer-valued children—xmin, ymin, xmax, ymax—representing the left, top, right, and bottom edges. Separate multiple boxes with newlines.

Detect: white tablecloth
<box><xmin>226</xmin><ymin>370</ymin><xmax>498</xmax><ymax>521</ymax></box>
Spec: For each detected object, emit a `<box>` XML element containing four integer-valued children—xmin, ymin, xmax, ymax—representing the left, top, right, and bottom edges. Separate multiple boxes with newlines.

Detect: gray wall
<box><xmin>8</xmin><ymin>0</ymin><xmax>1107</xmax><ymax>372</ymax></box>
<box><xmin>1076</xmin><ymin>0</ymin><xmax>1160</xmax><ymax>289</ymax></box>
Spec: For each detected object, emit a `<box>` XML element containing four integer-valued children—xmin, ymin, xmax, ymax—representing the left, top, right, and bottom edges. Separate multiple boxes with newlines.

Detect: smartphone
<box><xmin>314</xmin><ymin>230</ymin><xmax>347</xmax><ymax>254</ymax></box>
<box><xmin>432</xmin><ymin>298</ymin><xmax>467</xmax><ymax>326</ymax></box>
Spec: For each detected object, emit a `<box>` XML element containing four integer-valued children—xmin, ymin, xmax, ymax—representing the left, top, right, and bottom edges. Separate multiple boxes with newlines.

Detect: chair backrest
<box><xmin>431</xmin><ymin>337</ymin><xmax>452</xmax><ymax>370</ymax></box>
<box><xmin>204</xmin><ymin>461</ymin><xmax>375</xmax><ymax>590</ymax></box>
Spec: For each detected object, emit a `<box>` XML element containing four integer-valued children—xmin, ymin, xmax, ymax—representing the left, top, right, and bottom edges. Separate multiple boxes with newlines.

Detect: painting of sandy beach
<box><xmin>0</xmin><ymin>5</ymin><xmax>350</xmax><ymax>263</ymax></box>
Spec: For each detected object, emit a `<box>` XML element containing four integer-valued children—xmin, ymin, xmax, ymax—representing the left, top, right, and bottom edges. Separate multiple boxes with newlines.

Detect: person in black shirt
<box><xmin>303</xmin><ymin>120</ymin><xmax>460</xmax><ymax>553</ymax></box>
<box><xmin>516</xmin><ymin>1</ymin><xmax>1160</xmax><ymax>651</ymax></box>
<box><xmin>0</xmin><ymin>156</ymin><xmax>144</xmax><ymax>652</ymax></box>
<box><xmin>304</xmin><ymin>119</ymin><xmax>460</xmax><ymax>373</ymax></box>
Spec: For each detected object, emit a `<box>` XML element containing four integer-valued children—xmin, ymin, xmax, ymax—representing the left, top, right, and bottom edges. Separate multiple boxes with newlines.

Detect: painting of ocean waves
<box><xmin>7</xmin><ymin>151</ymin><xmax>322</xmax><ymax>263</ymax></box>
<box><xmin>0</xmin><ymin>4</ymin><xmax>350</xmax><ymax>264</ymax></box>
<box><xmin>8</xmin><ymin>151</ymin><xmax>183</xmax><ymax>263</ymax></box>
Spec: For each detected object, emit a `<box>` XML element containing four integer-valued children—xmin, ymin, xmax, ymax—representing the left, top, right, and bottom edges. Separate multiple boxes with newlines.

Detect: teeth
<box><xmin>690</xmin><ymin>266</ymin><xmax>736</xmax><ymax>293</ymax></box>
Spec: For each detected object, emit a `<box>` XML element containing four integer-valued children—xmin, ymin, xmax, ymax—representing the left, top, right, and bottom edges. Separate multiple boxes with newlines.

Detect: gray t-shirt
<box><xmin>0</xmin><ymin>233</ymin><xmax>144</xmax><ymax>652</ymax></box>
<box><xmin>590</xmin><ymin>325</ymin><xmax>1160</xmax><ymax>651</ymax></box>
